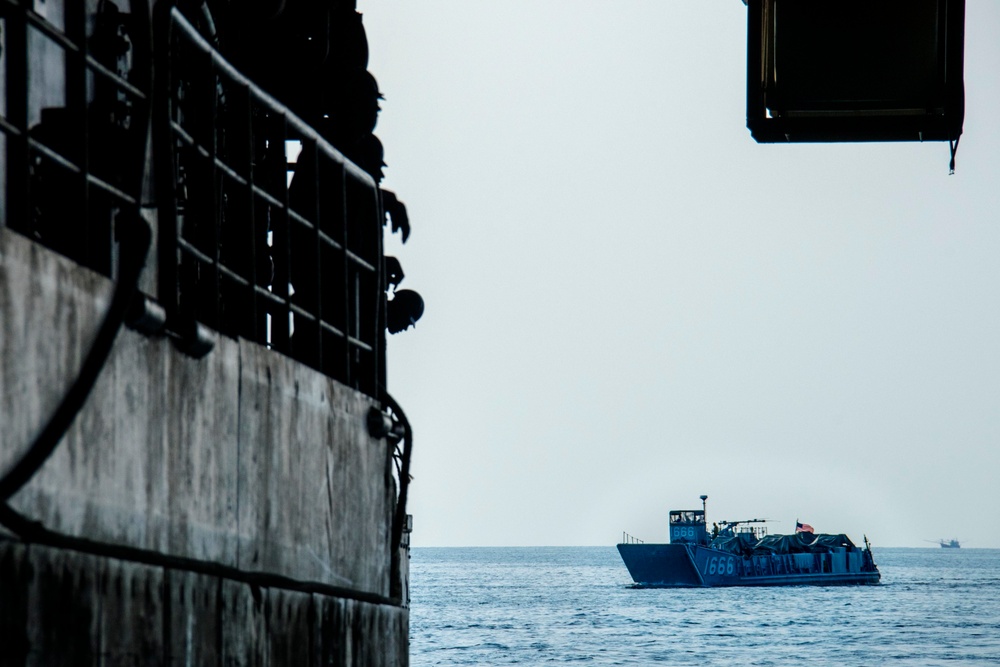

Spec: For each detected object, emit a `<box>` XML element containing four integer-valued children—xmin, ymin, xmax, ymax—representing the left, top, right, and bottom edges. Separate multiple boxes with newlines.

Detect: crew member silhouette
<box><xmin>387</xmin><ymin>289</ymin><xmax>423</xmax><ymax>334</ymax></box>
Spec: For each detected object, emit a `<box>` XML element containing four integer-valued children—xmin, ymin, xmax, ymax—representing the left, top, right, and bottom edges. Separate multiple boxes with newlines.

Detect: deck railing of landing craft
<box><xmin>156</xmin><ymin>8</ymin><xmax>385</xmax><ymax>397</ymax></box>
<box><xmin>621</xmin><ymin>532</ymin><xmax>645</xmax><ymax>545</ymax></box>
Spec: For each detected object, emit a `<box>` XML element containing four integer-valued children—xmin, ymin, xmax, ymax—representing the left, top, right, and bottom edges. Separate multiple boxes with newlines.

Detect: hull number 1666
<box><xmin>705</xmin><ymin>556</ymin><xmax>735</xmax><ymax>576</ymax></box>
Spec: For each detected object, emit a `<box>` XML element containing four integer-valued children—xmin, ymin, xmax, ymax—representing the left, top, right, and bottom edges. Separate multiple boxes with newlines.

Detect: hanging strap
<box><xmin>949</xmin><ymin>136</ymin><xmax>961</xmax><ymax>175</ymax></box>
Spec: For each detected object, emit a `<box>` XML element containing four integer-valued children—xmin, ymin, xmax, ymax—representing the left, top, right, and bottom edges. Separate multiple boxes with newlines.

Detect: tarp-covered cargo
<box><xmin>710</xmin><ymin>532</ymin><xmax>758</xmax><ymax>556</ymax></box>
<box><xmin>811</xmin><ymin>534</ymin><xmax>856</xmax><ymax>550</ymax></box>
<box><xmin>753</xmin><ymin>532</ymin><xmax>856</xmax><ymax>555</ymax></box>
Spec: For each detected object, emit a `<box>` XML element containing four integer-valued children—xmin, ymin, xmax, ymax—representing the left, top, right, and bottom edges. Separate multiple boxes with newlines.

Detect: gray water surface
<box><xmin>410</xmin><ymin>547</ymin><xmax>1000</xmax><ymax>666</ymax></box>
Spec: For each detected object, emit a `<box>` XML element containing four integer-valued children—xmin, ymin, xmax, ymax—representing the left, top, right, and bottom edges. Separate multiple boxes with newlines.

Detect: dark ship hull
<box><xmin>0</xmin><ymin>2</ymin><xmax>415</xmax><ymax>663</ymax></box>
<box><xmin>618</xmin><ymin>542</ymin><xmax>880</xmax><ymax>587</ymax></box>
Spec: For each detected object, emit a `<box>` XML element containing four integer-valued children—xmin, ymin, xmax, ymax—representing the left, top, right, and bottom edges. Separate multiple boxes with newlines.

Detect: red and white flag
<box><xmin>796</xmin><ymin>521</ymin><xmax>815</xmax><ymax>534</ymax></box>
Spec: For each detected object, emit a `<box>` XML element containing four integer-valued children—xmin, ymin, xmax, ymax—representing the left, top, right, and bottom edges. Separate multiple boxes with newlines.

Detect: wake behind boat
<box><xmin>617</xmin><ymin>495</ymin><xmax>880</xmax><ymax>587</ymax></box>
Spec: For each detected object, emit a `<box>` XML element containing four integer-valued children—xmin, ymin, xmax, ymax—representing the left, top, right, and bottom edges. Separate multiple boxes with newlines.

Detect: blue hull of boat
<box><xmin>617</xmin><ymin>543</ymin><xmax>881</xmax><ymax>587</ymax></box>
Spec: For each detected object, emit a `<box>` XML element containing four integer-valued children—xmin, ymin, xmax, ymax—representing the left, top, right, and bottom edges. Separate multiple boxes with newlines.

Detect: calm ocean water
<box><xmin>409</xmin><ymin>547</ymin><xmax>1000</xmax><ymax>666</ymax></box>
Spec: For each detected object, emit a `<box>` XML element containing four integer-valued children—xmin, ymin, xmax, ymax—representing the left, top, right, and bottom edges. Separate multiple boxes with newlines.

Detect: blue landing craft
<box><xmin>617</xmin><ymin>495</ymin><xmax>880</xmax><ymax>587</ymax></box>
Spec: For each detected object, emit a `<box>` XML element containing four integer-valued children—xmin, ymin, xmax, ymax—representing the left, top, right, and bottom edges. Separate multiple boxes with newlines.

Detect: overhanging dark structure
<box><xmin>746</xmin><ymin>0</ymin><xmax>966</xmax><ymax>145</ymax></box>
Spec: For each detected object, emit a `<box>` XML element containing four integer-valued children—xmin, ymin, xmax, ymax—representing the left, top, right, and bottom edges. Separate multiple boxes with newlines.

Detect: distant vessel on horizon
<box><xmin>936</xmin><ymin>538</ymin><xmax>961</xmax><ymax>549</ymax></box>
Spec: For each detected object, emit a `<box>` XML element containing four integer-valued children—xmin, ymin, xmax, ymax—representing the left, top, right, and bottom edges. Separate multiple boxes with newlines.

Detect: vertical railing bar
<box><xmin>310</xmin><ymin>139</ymin><xmax>323</xmax><ymax>370</ymax></box>
<box><xmin>274</xmin><ymin>113</ymin><xmax>291</xmax><ymax>351</ymax></box>
<box><xmin>65</xmin><ymin>1</ymin><xmax>90</xmax><ymax>272</ymax></box>
<box><xmin>354</xmin><ymin>271</ymin><xmax>360</xmax><ymax>347</ymax></box>
<box><xmin>207</xmin><ymin>49</ymin><xmax>221</xmax><ymax>330</ymax></box>
<box><xmin>155</xmin><ymin>13</ymin><xmax>177</xmax><ymax>318</ymax></box>
<box><xmin>239</xmin><ymin>80</ymin><xmax>259</xmax><ymax>342</ymax></box>
<box><xmin>374</xmin><ymin>186</ymin><xmax>386</xmax><ymax>394</ymax></box>
<box><xmin>340</xmin><ymin>164</ymin><xmax>350</xmax><ymax>386</ymax></box>
<box><xmin>6</xmin><ymin>8</ymin><xmax>29</xmax><ymax>230</ymax></box>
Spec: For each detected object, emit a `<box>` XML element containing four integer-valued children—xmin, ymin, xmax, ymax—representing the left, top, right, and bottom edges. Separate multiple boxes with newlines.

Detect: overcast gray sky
<box><xmin>362</xmin><ymin>1</ymin><xmax>1000</xmax><ymax>548</ymax></box>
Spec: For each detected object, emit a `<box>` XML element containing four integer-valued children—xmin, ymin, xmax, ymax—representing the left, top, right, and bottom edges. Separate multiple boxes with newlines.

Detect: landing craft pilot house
<box><xmin>669</xmin><ymin>510</ymin><xmax>709</xmax><ymax>546</ymax></box>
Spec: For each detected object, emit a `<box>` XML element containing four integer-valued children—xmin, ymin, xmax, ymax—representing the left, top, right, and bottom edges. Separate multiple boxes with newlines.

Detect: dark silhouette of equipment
<box><xmin>745</xmin><ymin>0</ymin><xmax>965</xmax><ymax>162</ymax></box>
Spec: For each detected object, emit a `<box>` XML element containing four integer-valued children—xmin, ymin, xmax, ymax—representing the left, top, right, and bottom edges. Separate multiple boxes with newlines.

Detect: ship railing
<box><xmin>0</xmin><ymin>4</ymin><xmax>387</xmax><ymax>397</ymax></box>
<box><xmin>0</xmin><ymin>0</ymin><xmax>150</xmax><ymax>277</ymax></box>
<box><xmin>621</xmin><ymin>532</ymin><xmax>644</xmax><ymax>545</ymax></box>
<box><xmin>156</xmin><ymin>8</ymin><xmax>385</xmax><ymax>396</ymax></box>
